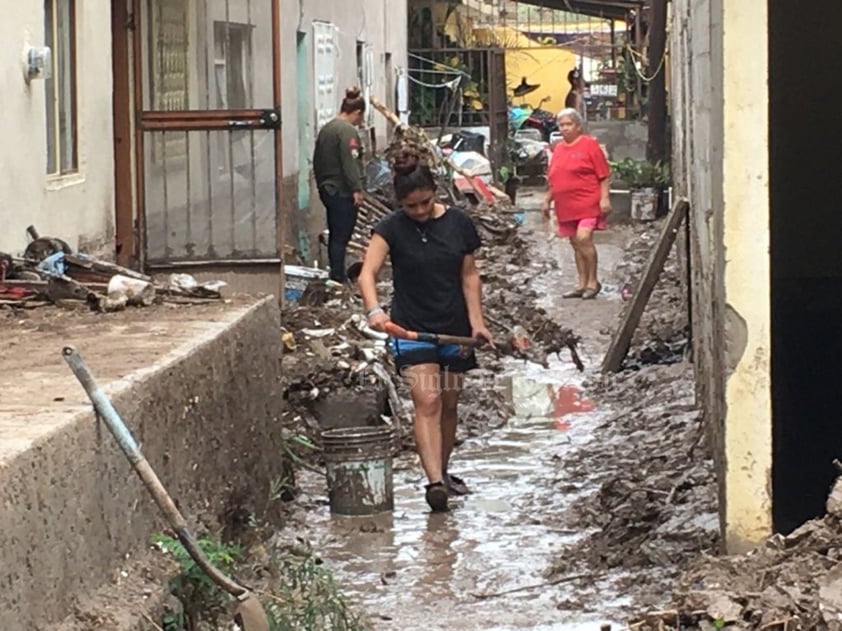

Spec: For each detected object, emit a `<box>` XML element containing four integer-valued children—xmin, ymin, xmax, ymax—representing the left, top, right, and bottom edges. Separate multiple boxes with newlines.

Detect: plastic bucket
<box><xmin>631</xmin><ymin>188</ymin><xmax>659</xmax><ymax>222</ymax></box>
<box><xmin>284</xmin><ymin>265</ymin><xmax>327</xmax><ymax>303</ymax></box>
<box><xmin>321</xmin><ymin>426</ymin><xmax>395</xmax><ymax>516</ymax></box>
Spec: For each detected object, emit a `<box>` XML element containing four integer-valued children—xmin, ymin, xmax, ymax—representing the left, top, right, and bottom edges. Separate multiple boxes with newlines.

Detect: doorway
<box><xmin>769</xmin><ymin>0</ymin><xmax>842</xmax><ymax>533</ymax></box>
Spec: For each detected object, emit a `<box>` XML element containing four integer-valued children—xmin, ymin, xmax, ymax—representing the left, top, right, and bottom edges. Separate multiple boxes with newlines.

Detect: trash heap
<box><xmin>282</xmin><ymin>105</ymin><xmax>580</xmax><ymax>455</ymax></box>
<box><xmin>631</xmin><ymin>475</ymin><xmax>842</xmax><ymax>630</ymax></box>
<box><xmin>0</xmin><ymin>226</ymin><xmax>226</xmax><ymax>312</ymax></box>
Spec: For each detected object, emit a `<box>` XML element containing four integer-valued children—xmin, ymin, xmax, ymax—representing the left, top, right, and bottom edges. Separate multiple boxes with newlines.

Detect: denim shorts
<box><xmin>389</xmin><ymin>338</ymin><xmax>478</xmax><ymax>374</ymax></box>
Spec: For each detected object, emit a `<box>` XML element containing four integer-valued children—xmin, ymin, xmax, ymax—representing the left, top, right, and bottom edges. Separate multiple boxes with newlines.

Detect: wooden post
<box><xmin>646</xmin><ymin>0</ymin><xmax>669</xmax><ymax>163</ymax></box>
<box><xmin>601</xmin><ymin>199</ymin><xmax>690</xmax><ymax>373</ymax></box>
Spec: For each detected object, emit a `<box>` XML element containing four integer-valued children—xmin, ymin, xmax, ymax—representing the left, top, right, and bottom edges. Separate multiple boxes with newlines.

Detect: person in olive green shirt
<box><xmin>313</xmin><ymin>86</ymin><xmax>367</xmax><ymax>283</ymax></box>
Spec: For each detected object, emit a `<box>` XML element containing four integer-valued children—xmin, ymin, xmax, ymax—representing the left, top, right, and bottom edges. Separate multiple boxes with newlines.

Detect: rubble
<box><xmin>623</xmin><ymin>460</ymin><xmax>842</xmax><ymax>629</ymax></box>
<box><xmin>280</xmin><ymin>239</ymin><xmax>581</xmax><ymax>456</ymax></box>
<box><xmin>281</xmin><ymin>109</ymin><xmax>580</xmax><ymax>456</ymax></box>
<box><xmin>625</xmin><ymin>506</ymin><xmax>842</xmax><ymax>631</ymax></box>
<box><xmin>0</xmin><ymin>225</ymin><xmax>226</xmax><ymax>312</ymax></box>
<box><xmin>546</xmin><ymin>221</ymin><xmax>719</xmax><ymax>613</ymax></box>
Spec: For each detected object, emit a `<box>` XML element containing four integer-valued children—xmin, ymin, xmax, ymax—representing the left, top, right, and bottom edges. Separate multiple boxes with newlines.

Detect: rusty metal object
<box><xmin>61</xmin><ymin>346</ymin><xmax>270</xmax><ymax>631</ymax></box>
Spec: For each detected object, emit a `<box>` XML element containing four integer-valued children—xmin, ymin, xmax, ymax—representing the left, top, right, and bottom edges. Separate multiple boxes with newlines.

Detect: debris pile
<box><xmin>282</xmin><ymin>110</ymin><xmax>580</xmax><ymax>455</ymax></box>
<box><xmin>614</xmin><ymin>220</ymin><xmax>690</xmax><ymax>369</ymax></box>
<box><xmin>630</xmin><ymin>478</ymin><xmax>842</xmax><ymax>630</ymax></box>
<box><xmin>0</xmin><ymin>225</ymin><xmax>226</xmax><ymax>312</ymax></box>
<box><xmin>545</xmin><ymin>221</ymin><xmax>719</xmax><ymax>612</ymax></box>
<box><xmin>281</xmin><ymin>263</ymin><xmax>581</xmax><ymax>455</ymax></box>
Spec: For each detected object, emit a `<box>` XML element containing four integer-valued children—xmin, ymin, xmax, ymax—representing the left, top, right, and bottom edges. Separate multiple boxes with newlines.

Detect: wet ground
<box><xmin>275</xmin><ymin>199</ymin><xmax>675</xmax><ymax>629</ymax></box>
<box><xmin>284</xmin><ymin>356</ymin><xmax>634</xmax><ymax>630</ymax></box>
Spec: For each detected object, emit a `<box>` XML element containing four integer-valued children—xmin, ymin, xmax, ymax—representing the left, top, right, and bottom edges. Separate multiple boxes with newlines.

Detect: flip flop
<box><xmin>581</xmin><ymin>282</ymin><xmax>602</xmax><ymax>300</ymax></box>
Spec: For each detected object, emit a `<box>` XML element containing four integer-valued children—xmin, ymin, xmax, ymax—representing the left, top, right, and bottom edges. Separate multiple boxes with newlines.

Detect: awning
<box><xmin>514</xmin><ymin>0</ymin><xmax>643</xmax><ymax>21</ymax></box>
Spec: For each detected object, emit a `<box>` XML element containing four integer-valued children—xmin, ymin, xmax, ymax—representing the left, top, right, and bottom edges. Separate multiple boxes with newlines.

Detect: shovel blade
<box><xmin>234</xmin><ymin>595</ymin><xmax>270</xmax><ymax>631</ymax></box>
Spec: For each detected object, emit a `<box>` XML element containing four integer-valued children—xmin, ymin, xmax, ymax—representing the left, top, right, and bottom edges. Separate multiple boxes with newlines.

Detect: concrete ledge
<box><xmin>0</xmin><ymin>297</ymin><xmax>283</xmax><ymax>630</ymax></box>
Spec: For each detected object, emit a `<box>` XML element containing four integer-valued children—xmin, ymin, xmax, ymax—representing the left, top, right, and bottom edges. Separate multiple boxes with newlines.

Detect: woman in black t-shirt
<box><xmin>357</xmin><ymin>150</ymin><xmax>494</xmax><ymax>512</ymax></box>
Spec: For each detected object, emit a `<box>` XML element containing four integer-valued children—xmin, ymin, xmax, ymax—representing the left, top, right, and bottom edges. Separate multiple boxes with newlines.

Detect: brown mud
<box><xmin>280</xmin><ymin>199</ymin><xmax>580</xmax><ymax>453</ymax></box>
<box><xmin>277</xmin><ymin>190</ymin><xmax>721</xmax><ymax>629</ymax></box>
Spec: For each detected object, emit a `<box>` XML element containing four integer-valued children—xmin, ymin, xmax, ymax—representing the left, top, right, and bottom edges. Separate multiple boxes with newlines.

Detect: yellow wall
<box><xmin>504</xmin><ymin>48</ymin><xmax>579</xmax><ymax>113</ymax></box>
<box><xmin>472</xmin><ymin>26</ymin><xmax>578</xmax><ymax>113</ymax></box>
<box><xmin>722</xmin><ymin>0</ymin><xmax>773</xmax><ymax>552</ymax></box>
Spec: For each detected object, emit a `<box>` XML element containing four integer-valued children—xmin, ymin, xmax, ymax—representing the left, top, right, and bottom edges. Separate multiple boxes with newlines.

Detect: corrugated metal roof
<box><xmin>519</xmin><ymin>0</ymin><xmax>643</xmax><ymax>20</ymax></box>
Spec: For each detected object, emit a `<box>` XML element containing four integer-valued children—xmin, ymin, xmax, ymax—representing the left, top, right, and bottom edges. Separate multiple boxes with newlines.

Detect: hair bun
<box><xmin>391</xmin><ymin>146</ymin><xmax>421</xmax><ymax>176</ymax></box>
<box><xmin>345</xmin><ymin>86</ymin><xmax>362</xmax><ymax>99</ymax></box>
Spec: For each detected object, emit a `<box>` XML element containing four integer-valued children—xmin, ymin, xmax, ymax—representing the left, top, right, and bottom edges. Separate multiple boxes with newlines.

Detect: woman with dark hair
<box><xmin>564</xmin><ymin>67</ymin><xmax>585</xmax><ymax>116</ymax></box>
<box><xmin>313</xmin><ymin>86</ymin><xmax>368</xmax><ymax>283</ymax></box>
<box><xmin>357</xmin><ymin>149</ymin><xmax>493</xmax><ymax>512</ymax></box>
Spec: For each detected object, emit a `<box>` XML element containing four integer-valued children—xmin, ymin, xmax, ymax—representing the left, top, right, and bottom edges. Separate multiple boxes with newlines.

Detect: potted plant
<box><xmin>609</xmin><ymin>158</ymin><xmax>670</xmax><ymax>221</ymax></box>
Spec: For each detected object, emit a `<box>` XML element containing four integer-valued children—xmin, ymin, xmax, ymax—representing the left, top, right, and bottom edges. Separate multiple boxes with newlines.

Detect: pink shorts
<box><xmin>556</xmin><ymin>215</ymin><xmax>607</xmax><ymax>238</ymax></box>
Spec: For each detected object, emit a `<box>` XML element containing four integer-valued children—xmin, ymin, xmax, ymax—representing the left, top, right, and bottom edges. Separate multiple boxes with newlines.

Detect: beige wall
<box><xmin>279</xmin><ymin>0</ymin><xmax>408</xmax><ymax>259</ymax></box>
<box><xmin>721</xmin><ymin>0</ymin><xmax>772</xmax><ymax>553</ymax></box>
<box><xmin>280</xmin><ymin>0</ymin><xmax>408</xmax><ymax>179</ymax></box>
<box><xmin>0</xmin><ymin>1</ymin><xmax>115</xmax><ymax>257</ymax></box>
<box><xmin>671</xmin><ymin>0</ymin><xmax>772</xmax><ymax>552</ymax></box>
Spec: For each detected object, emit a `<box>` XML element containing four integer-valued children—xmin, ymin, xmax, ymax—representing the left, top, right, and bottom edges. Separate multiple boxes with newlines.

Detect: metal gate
<box><xmin>408</xmin><ymin>48</ymin><xmax>508</xmax><ymax>174</ymax></box>
<box><xmin>135</xmin><ymin>0</ymin><xmax>282</xmax><ymax>267</ymax></box>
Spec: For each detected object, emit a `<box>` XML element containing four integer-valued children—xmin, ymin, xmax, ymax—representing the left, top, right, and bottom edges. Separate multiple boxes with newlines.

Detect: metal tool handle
<box><xmin>61</xmin><ymin>345</ymin><xmax>247</xmax><ymax>598</ymax></box>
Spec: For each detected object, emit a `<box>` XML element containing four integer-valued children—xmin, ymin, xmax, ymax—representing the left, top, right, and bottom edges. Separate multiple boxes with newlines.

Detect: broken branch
<box><xmin>470</xmin><ymin>573</ymin><xmax>590</xmax><ymax>600</ymax></box>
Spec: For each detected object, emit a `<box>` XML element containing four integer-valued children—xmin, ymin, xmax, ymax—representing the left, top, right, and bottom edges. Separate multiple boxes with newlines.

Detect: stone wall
<box><xmin>0</xmin><ymin>299</ymin><xmax>284</xmax><ymax>630</ymax></box>
<box><xmin>670</xmin><ymin>0</ymin><xmax>728</xmax><ymax>544</ymax></box>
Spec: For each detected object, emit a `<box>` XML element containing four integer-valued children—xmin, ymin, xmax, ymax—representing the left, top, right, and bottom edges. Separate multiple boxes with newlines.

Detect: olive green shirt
<box><xmin>313</xmin><ymin>118</ymin><xmax>365</xmax><ymax>196</ymax></box>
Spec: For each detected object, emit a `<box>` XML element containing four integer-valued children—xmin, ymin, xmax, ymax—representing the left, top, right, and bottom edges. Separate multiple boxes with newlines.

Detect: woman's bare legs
<box><xmin>568</xmin><ymin>236</ymin><xmax>587</xmax><ymax>289</ymax></box>
<box><xmin>573</xmin><ymin>226</ymin><xmax>599</xmax><ymax>289</ymax></box>
<box><xmin>440</xmin><ymin>370</ymin><xmax>464</xmax><ymax>475</ymax></box>
<box><xmin>404</xmin><ymin>363</ymin><xmax>444</xmax><ymax>483</ymax></box>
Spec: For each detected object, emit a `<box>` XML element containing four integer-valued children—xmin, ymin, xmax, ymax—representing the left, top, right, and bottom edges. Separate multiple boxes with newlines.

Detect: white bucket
<box><xmin>631</xmin><ymin>188</ymin><xmax>659</xmax><ymax>222</ymax></box>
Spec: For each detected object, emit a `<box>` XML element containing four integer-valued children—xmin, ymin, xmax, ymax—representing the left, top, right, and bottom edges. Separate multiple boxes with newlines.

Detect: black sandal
<box><xmin>444</xmin><ymin>473</ymin><xmax>471</xmax><ymax>496</ymax></box>
<box><xmin>425</xmin><ymin>482</ymin><xmax>449</xmax><ymax>512</ymax></box>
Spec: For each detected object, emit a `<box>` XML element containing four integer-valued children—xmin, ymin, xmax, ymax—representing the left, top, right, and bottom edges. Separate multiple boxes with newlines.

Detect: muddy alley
<box><xmin>278</xmin><ymin>191</ymin><xmax>719</xmax><ymax>629</ymax></box>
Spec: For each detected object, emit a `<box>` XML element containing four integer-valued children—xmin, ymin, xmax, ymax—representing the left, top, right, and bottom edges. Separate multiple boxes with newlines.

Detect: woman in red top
<box><xmin>542</xmin><ymin>108</ymin><xmax>611</xmax><ymax>299</ymax></box>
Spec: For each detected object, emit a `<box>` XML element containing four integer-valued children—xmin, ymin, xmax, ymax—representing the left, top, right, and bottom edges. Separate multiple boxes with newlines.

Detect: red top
<box><xmin>547</xmin><ymin>135</ymin><xmax>610</xmax><ymax>222</ymax></box>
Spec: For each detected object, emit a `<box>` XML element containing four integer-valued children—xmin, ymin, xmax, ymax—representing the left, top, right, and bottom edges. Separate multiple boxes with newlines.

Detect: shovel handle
<box><xmin>384</xmin><ymin>322</ymin><xmax>485</xmax><ymax>347</ymax></box>
<box><xmin>61</xmin><ymin>345</ymin><xmax>249</xmax><ymax>599</ymax></box>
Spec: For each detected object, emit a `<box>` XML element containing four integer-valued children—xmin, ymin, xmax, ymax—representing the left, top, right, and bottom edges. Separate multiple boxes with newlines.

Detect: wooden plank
<box><xmin>0</xmin><ymin>279</ymin><xmax>109</xmax><ymax>294</ymax></box>
<box><xmin>65</xmin><ymin>254</ymin><xmax>152</xmax><ymax>283</ymax></box>
<box><xmin>601</xmin><ymin>199</ymin><xmax>690</xmax><ymax>373</ymax></box>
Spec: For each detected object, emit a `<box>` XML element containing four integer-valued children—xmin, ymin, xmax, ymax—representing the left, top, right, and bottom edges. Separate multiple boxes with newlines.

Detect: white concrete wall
<box><xmin>0</xmin><ymin>1</ymin><xmax>115</xmax><ymax>257</ymax></box>
<box><xmin>671</xmin><ymin>0</ymin><xmax>773</xmax><ymax>552</ymax></box>
<box><xmin>280</xmin><ymin>0</ymin><xmax>408</xmax><ymax>179</ymax></box>
<box><xmin>721</xmin><ymin>0</ymin><xmax>772</xmax><ymax>553</ymax></box>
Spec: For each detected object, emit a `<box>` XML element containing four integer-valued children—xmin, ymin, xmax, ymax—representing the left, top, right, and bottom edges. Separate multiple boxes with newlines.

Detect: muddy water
<box><xmin>285</xmin><ymin>208</ymin><xmax>641</xmax><ymax>630</ymax></box>
<box><xmin>292</xmin><ymin>361</ymin><xmax>628</xmax><ymax>630</ymax></box>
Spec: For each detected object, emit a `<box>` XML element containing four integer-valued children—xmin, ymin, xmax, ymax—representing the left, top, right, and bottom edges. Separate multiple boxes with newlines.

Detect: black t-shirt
<box><xmin>374</xmin><ymin>207</ymin><xmax>481</xmax><ymax>336</ymax></box>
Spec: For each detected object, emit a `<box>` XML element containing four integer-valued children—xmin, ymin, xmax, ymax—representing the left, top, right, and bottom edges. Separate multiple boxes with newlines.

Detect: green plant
<box><xmin>153</xmin><ymin>533</ymin><xmax>242</xmax><ymax>631</ymax></box>
<box><xmin>610</xmin><ymin>157</ymin><xmax>670</xmax><ymax>189</ymax></box>
<box><xmin>270</xmin><ymin>432</ymin><xmax>322</xmax><ymax>503</ymax></box>
<box><xmin>265</xmin><ymin>545</ymin><xmax>367</xmax><ymax>631</ymax></box>
<box><xmin>409</xmin><ymin>85</ymin><xmax>436</xmax><ymax>126</ymax></box>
